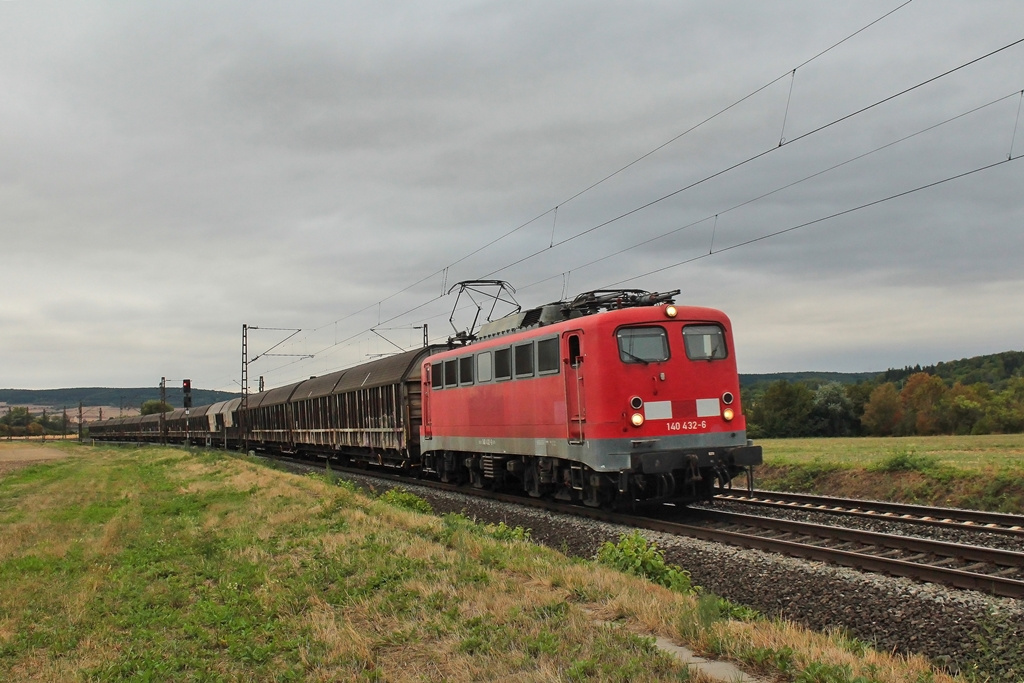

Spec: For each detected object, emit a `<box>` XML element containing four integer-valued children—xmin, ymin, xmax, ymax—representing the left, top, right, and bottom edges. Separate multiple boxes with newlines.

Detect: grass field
<box><xmin>0</xmin><ymin>442</ymin><xmax>963</xmax><ymax>682</ymax></box>
<box><xmin>761</xmin><ymin>434</ymin><xmax>1024</xmax><ymax>470</ymax></box>
<box><xmin>755</xmin><ymin>434</ymin><xmax>1024</xmax><ymax>513</ymax></box>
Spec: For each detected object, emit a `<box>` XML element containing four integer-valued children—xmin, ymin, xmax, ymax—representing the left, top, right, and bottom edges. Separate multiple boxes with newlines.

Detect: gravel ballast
<box><xmin>343</xmin><ymin>472</ymin><xmax>1024</xmax><ymax>679</ymax></box>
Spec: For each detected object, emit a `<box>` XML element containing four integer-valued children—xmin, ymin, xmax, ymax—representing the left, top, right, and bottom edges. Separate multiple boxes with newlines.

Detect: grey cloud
<box><xmin>1</xmin><ymin>1</ymin><xmax>1022</xmax><ymax>389</ymax></box>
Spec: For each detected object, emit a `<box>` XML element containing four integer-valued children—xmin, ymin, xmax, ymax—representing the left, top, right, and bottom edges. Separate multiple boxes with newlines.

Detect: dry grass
<box><xmin>0</xmin><ymin>444</ymin><xmax>970</xmax><ymax>682</ymax></box>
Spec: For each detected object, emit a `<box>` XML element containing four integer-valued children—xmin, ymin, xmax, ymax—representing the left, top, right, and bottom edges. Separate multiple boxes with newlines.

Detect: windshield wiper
<box><xmin>621</xmin><ymin>349</ymin><xmax>649</xmax><ymax>365</ymax></box>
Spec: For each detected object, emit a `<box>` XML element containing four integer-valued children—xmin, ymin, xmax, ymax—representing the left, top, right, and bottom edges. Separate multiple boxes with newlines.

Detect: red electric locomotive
<box><xmin>420</xmin><ymin>289</ymin><xmax>761</xmax><ymax>506</ymax></box>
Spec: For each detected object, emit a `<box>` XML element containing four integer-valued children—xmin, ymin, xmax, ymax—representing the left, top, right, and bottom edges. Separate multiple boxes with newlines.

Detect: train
<box><xmin>88</xmin><ymin>288</ymin><xmax>762</xmax><ymax>506</ymax></box>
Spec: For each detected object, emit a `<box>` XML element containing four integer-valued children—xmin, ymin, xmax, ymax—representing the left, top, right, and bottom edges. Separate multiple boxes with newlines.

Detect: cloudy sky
<box><xmin>3</xmin><ymin>1</ymin><xmax>1023</xmax><ymax>393</ymax></box>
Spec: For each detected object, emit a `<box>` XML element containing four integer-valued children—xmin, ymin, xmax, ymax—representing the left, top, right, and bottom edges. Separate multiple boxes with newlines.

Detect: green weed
<box><xmin>743</xmin><ymin>645</ymin><xmax>796</xmax><ymax>673</ymax></box>
<box><xmin>378</xmin><ymin>487</ymin><xmax>433</xmax><ymax>514</ymax></box>
<box><xmin>870</xmin><ymin>446</ymin><xmax>937</xmax><ymax>473</ymax></box>
<box><xmin>486</xmin><ymin>520</ymin><xmax>532</xmax><ymax>542</ymax></box>
<box><xmin>596</xmin><ymin>531</ymin><xmax>696</xmax><ymax>594</ymax></box>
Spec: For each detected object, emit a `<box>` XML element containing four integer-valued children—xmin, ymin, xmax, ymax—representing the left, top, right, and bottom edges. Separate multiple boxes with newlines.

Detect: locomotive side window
<box><xmin>444</xmin><ymin>359</ymin><xmax>458</xmax><ymax>387</ymax></box>
<box><xmin>683</xmin><ymin>324</ymin><xmax>728</xmax><ymax>360</ymax></box>
<box><xmin>617</xmin><ymin>326</ymin><xmax>669</xmax><ymax>363</ymax></box>
<box><xmin>477</xmin><ymin>352</ymin><xmax>493</xmax><ymax>382</ymax></box>
<box><xmin>514</xmin><ymin>342</ymin><xmax>534</xmax><ymax>378</ymax></box>
<box><xmin>494</xmin><ymin>348</ymin><xmax>512</xmax><ymax>381</ymax></box>
<box><xmin>459</xmin><ymin>356</ymin><xmax>474</xmax><ymax>386</ymax></box>
<box><xmin>537</xmin><ymin>337</ymin><xmax>559</xmax><ymax>375</ymax></box>
<box><xmin>431</xmin><ymin>362</ymin><xmax>443</xmax><ymax>389</ymax></box>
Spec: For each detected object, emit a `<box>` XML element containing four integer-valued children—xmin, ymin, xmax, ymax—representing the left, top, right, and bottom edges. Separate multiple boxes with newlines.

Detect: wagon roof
<box><xmin>242</xmin><ymin>347</ymin><xmax>438</xmax><ymax>407</ymax></box>
<box><xmin>290</xmin><ymin>370</ymin><xmax>349</xmax><ymax>401</ymax></box>
<box><xmin>212</xmin><ymin>397</ymin><xmax>241</xmax><ymax>412</ymax></box>
<box><xmin>246</xmin><ymin>381</ymin><xmax>301</xmax><ymax>409</ymax></box>
<box><xmin>332</xmin><ymin>347</ymin><xmax>435</xmax><ymax>393</ymax></box>
<box><xmin>187</xmin><ymin>404</ymin><xmax>211</xmax><ymax>417</ymax></box>
<box><xmin>207</xmin><ymin>400</ymin><xmax>229</xmax><ymax>414</ymax></box>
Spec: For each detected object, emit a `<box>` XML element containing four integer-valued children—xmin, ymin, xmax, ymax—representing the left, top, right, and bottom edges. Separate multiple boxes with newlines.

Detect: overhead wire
<box><xmin>606</xmin><ymin>155</ymin><xmax>1023</xmax><ymax>287</ymax></box>
<box><xmin>304</xmin><ymin>0</ymin><xmax>917</xmax><ymax>337</ymax></box>
<box><xmin>250</xmin><ymin>31</ymin><xmax>1023</xmax><ymax>390</ymax></box>
<box><xmin>513</xmin><ymin>89</ymin><xmax>1023</xmax><ymax>294</ymax></box>
<box><xmin>238</xmin><ymin>7</ymin><xmax>1024</xmax><ymax>389</ymax></box>
<box><xmin>480</xmin><ymin>36</ymin><xmax>1024</xmax><ymax>280</ymax></box>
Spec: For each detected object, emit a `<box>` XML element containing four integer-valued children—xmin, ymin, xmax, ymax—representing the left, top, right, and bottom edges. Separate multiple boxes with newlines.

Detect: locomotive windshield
<box><xmin>616</xmin><ymin>326</ymin><xmax>669</xmax><ymax>364</ymax></box>
<box><xmin>683</xmin><ymin>324</ymin><xmax>727</xmax><ymax>360</ymax></box>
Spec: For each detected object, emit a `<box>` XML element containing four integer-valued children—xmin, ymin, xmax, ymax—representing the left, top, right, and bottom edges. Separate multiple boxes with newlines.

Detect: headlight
<box><xmin>665</xmin><ymin>305</ymin><xmax>677</xmax><ymax>318</ymax></box>
<box><xmin>630</xmin><ymin>413</ymin><xmax>645</xmax><ymax>427</ymax></box>
<box><xmin>722</xmin><ymin>408</ymin><xmax>735</xmax><ymax>421</ymax></box>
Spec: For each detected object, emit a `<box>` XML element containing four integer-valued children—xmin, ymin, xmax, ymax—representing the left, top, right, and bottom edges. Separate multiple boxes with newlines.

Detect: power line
<box><xmin>480</xmin><ymin>37</ymin><xmax>1024</xmax><ymax>280</ymax></box>
<box><xmin>304</xmin><ymin>1</ymin><xmax>916</xmax><ymax>338</ymax></box>
<box><xmin>232</xmin><ymin>12</ymin><xmax>1024</xmax><ymax>389</ymax></box>
<box><xmin>607</xmin><ymin>155</ymin><xmax>1022</xmax><ymax>287</ymax></box>
<box><xmin>514</xmin><ymin>89</ymin><xmax>1023</xmax><ymax>293</ymax></box>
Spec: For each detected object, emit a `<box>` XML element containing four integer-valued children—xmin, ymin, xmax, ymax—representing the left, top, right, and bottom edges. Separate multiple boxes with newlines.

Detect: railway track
<box><xmin>273</xmin><ymin>458</ymin><xmax>1024</xmax><ymax>600</ymax></box>
<box><xmin>683</xmin><ymin>509</ymin><xmax>1024</xmax><ymax>599</ymax></box>
<box><xmin>715</xmin><ymin>489</ymin><xmax>1024</xmax><ymax>538</ymax></box>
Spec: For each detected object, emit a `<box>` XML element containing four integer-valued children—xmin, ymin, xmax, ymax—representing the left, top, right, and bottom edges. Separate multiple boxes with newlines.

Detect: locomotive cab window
<box><xmin>683</xmin><ymin>324</ymin><xmax>728</xmax><ymax>360</ymax></box>
<box><xmin>616</xmin><ymin>326</ymin><xmax>669</xmax><ymax>364</ymax></box>
<box><xmin>431</xmin><ymin>362</ymin><xmax>443</xmax><ymax>389</ymax></box>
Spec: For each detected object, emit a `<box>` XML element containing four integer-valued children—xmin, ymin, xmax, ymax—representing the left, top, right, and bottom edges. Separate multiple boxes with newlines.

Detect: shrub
<box><xmin>378</xmin><ymin>488</ymin><xmax>433</xmax><ymax>514</ymax></box>
<box><xmin>596</xmin><ymin>531</ymin><xmax>695</xmax><ymax>594</ymax></box>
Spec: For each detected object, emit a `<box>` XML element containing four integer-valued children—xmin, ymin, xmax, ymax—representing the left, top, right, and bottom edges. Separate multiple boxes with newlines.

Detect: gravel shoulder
<box><xmin>346</xmin><ymin>472</ymin><xmax>1024</xmax><ymax>679</ymax></box>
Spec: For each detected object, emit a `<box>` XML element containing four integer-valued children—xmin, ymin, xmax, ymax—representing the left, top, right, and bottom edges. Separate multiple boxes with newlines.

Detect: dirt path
<box><xmin>0</xmin><ymin>441</ymin><xmax>74</xmax><ymax>475</ymax></box>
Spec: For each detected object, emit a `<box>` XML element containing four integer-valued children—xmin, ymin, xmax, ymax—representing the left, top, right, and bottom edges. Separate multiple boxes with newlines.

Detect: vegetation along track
<box><xmin>716</xmin><ymin>489</ymin><xmax>1024</xmax><ymax>538</ymax></box>
<box><xmin>263</xmin><ymin>455</ymin><xmax>1024</xmax><ymax>600</ymax></box>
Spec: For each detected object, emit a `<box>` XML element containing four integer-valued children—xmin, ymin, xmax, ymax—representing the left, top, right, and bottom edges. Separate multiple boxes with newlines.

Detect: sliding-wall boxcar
<box><xmin>241</xmin><ymin>347</ymin><xmax>438</xmax><ymax>465</ymax></box>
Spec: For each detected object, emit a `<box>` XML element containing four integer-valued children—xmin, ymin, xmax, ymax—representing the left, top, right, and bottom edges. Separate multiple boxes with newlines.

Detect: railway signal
<box><xmin>183</xmin><ymin>378</ymin><xmax>192</xmax><ymax>408</ymax></box>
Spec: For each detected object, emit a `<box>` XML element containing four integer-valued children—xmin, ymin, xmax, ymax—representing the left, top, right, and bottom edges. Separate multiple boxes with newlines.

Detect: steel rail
<box><xmin>654</xmin><ymin>517</ymin><xmax>1024</xmax><ymax>599</ymax></box>
<box><xmin>716</xmin><ymin>489</ymin><xmax>1024</xmax><ymax>538</ymax></box>
<box><xmin>259</xmin><ymin>456</ymin><xmax>1024</xmax><ymax>598</ymax></box>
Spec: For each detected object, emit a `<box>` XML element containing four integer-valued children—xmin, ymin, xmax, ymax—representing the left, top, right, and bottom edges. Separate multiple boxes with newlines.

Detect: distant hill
<box><xmin>880</xmin><ymin>350</ymin><xmax>1024</xmax><ymax>389</ymax></box>
<box><xmin>4</xmin><ymin>349</ymin><xmax>1021</xmax><ymax>412</ymax></box>
<box><xmin>741</xmin><ymin>350</ymin><xmax>1024</xmax><ymax>391</ymax></box>
<box><xmin>739</xmin><ymin>371</ymin><xmax>878</xmax><ymax>389</ymax></box>
<box><xmin>0</xmin><ymin>387</ymin><xmax>238</xmax><ymax>411</ymax></box>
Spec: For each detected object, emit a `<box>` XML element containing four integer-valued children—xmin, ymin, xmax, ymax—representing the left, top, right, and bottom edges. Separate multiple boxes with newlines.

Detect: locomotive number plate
<box><xmin>667</xmin><ymin>420</ymin><xmax>707</xmax><ymax>431</ymax></box>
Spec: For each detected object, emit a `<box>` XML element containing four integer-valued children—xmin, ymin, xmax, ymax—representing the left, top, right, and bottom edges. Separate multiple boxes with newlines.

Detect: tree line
<box><xmin>744</xmin><ymin>356</ymin><xmax>1024</xmax><ymax>439</ymax></box>
<box><xmin>0</xmin><ymin>407</ymin><xmax>73</xmax><ymax>438</ymax></box>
